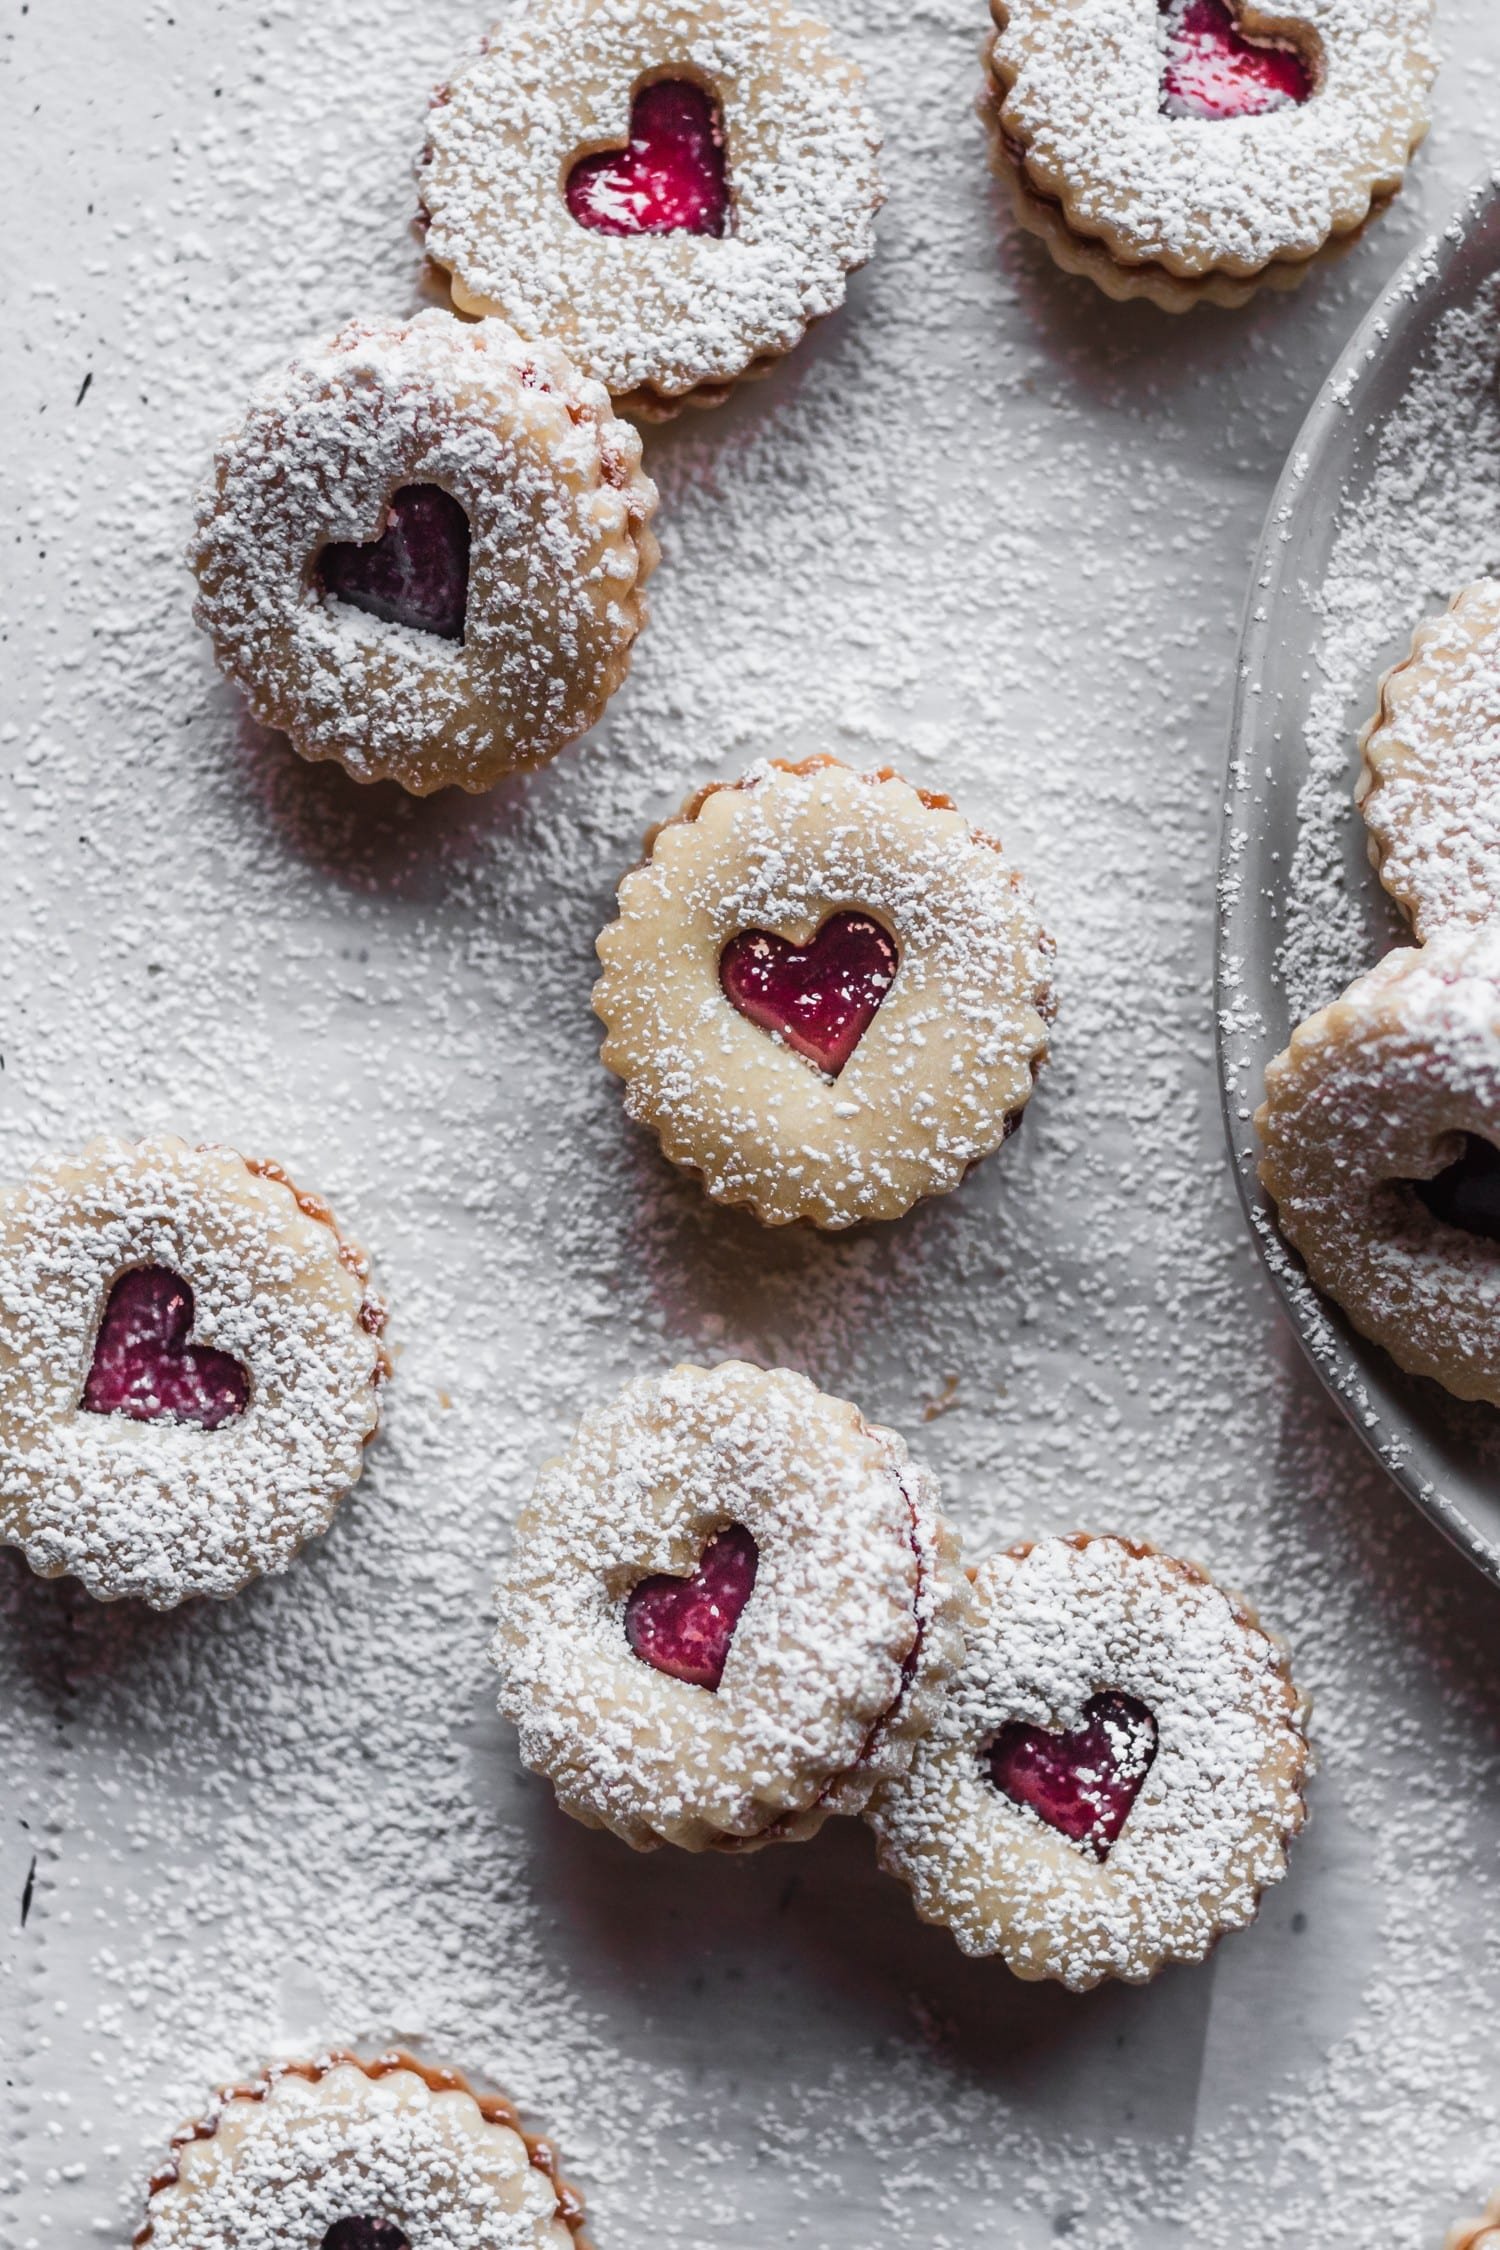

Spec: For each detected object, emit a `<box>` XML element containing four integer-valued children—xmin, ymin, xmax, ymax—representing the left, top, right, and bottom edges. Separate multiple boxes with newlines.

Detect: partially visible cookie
<box><xmin>1257</xmin><ymin>933</ymin><xmax>1500</xmax><ymax>1408</ymax></box>
<box><xmin>1448</xmin><ymin>2193</ymin><xmax>1500</xmax><ymax>2250</ymax></box>
<box><xmin>136</xmin><ymin>2053</ymin><xmax>584</xmax><ymax>2249</ymax></box>
<box><xmin>0</xmin><ymin>1135</ymin><xmax>387</xmax><ymax>1607</ymax></box>
<box><xmin>984</xmin><ymin>0</ymin><xmax>1435</xmax><ymax>310</ymax></box>
<box><xmin>1358</xmin><ymin>581</ymin><xmax>1500</xmax><ymax>938</ymax></box>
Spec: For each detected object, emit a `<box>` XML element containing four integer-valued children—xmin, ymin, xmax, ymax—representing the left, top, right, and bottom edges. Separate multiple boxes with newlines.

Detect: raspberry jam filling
<box><xmin>81</xmin><ymin>1266</ymin><xmax>249</xmax><ymax>1432</ymax></box>
<box><xmin>1413</xmin><ymin>1134</ymin><xmax>1500</xmax><ymax>1245</ymax></box>
<box><xmin>321</xmin><ymin>2224</ymin><xmax>411</xmax><ymax>2250</ymax></box>
<box><xmin>567</xmin><ymin>79</ymin><xmax>729</xmax><ymax>238</ymax></box>
<box><xmin>985</xmin><ymin>1691</ymin><xmax>1158</xmax><ymax>1860</ymax></box>
<box><xmin>720</xmin><ymin>912</ymin><xmax>899</xmax><ymax>1077</ymax></box>
<box><xmin>319</xmin><ymin>484</ymin><xmax>470</xmax><ymax>643</ymax></box>
<box><xmin>1159</xmin><ymin>0</ymin><xmax>1313</xmax><ymax>121</ymax></box>
<box><xmin>624</xmin><ymin>1524</ymin><xmax>759</xmax><ymax>1692</ymax></box>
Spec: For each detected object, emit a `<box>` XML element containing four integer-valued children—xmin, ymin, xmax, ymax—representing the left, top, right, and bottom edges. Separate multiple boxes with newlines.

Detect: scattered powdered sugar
<box><xmin>5</xmin><ymin>1</ymin><xmax>1500</xmax><ymax>2247</ymax></box>
<box><xmin>191</xmin><ymin>310</ymin><xmax>658</xmax><ymax>794</ymax></box>
<box><xmin>420</xmin><ymin>0</ymin><xmax>883</xmax><ymax>404</ymax></box>
<box><xmin>990</xmin><ymin>0</ymin><xmax>1436</xmax><ymax>279</ymax></box>
<box><xmin>492</xmin><ymin>1360</ymin><xmax>965</xmax><ymax>1849</ymax></box>
<box><xmin>867</xmin><ymin>1535</ymin><xmax>1307</xmax><ymax>1989</ymax></box>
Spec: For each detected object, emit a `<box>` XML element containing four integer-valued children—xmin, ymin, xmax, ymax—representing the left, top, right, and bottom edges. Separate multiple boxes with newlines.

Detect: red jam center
<box><xmin>1413</xmin><ymin>1135</ymin><xmax>1500</xmax><ymax>1245</ymax></box>
<box><xmin>321</xmin><ymin>2225</ymin><xmax>411</xmax><ymax>2250</ymax></box>
<box><xmin>624</xmin><ymin>1524</ymin><xmax>759</xmax><ymax>1692</ymax></box>
<box><xmin>319</xmin><ymin>483</ymin><xmax>470</xmax><ymax>643</ymax></box>
<box><xmin>81</xmin><ymin>1266</ymin><xmax>249</xmax><ymax>1432</ymax></box>
<box><xmin>566</xmin><ymin>79</ymin><xmax>729</xmax><ymax>237</ymax></box>
<box><xmin>1159</xmin><ymin>0</ymin><xmax>1312</xmax><ymax>120</ymax></box>
<box><xmin>719</xmin><ymin>912</ymin><xmax>899</xmax><ymax>1078</ymax></box>
<box><xmin>985</xmin><ymin>1691</ymin><xmax>1158</xmax><ymax>1860</ymax></box>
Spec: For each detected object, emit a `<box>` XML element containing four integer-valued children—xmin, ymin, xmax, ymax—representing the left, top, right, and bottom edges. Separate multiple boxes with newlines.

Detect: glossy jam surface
<box><xmin>1159</xmin><ymin>0</ymin><xmax>1312</xmax><ymax>121</ymax></box>
<box><xmin>321</xmin><ymin>2223</ymin><xmax>411</xmax><ymax>2250</ymax></box>
<box><xmin>1414</xmin><ymin>1134</ymin><xmax>1500</xmax><ymax>1245</ymax></box>
<box><xmin>567</xmin><ymin>79</ymin><xmax>729</xmax><ymax>237</ymax></box>
<box><xmin>720</xmin><ymin>912</ymin><xmax>899</xmax><ymax>1077</ymax></box>
<box><xmin>624</xmin><ymin>1524</ymin><xmax>759</xmax><ymax>1692</ymax></box>
<box><xmin>81</xmin><ymin>1266</ymin><xmax>250</xmax><ymax>1431</ymax></box>
<box><xmin>320</xmin><ymin>484</ymin><xmax>471</xmax><ymax>642</ymax></box>
<box><xmin>986</xmin><ymin>1691</ymin><xmax>1159</xmax><ymax>1860</ymax></box>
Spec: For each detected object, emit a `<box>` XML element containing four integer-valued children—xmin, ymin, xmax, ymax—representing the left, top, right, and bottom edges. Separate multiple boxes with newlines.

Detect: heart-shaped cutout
<box><xmin>1159</xmin><ymin>0</ymin><xmax>1313</xmax><ymax>121</ymax></box>
<box><xmin>985</xmin><ymin>1691</ymin><xmax>1158</xmax><ymax>1860</ymax></box>
<box><xmin>321</xmin><ymin>2223</ymin><xmax>411</xmax><ymax>2250</ymax></box>
<box><xmin>567</xmin><ymin>78</ymin><xmax>729</xmax><ymax>238</ymax></box>
<box><xmin>319</xmin><ymin>483</ymin><xmax>470</xmax><ymax>642</ymax></box>
<box><xmin>1414</xmin><ymin>1134</ymin><xmax>1500</xmax><ymax>1244</ymax></box>
<box><xmin>719</xmin><ymin>912</ymin><xmax>899</xmax><ymax>1078</ymax></box>
<box><xmin>624</xmin><ymin>1523</ymin><xmax>759</xmax><ymax>1691</ymax></box>
<box><xmin>82</xmin><ymin>1266</ymin><xmax>249</xmax><ymax>1432</ymax></box>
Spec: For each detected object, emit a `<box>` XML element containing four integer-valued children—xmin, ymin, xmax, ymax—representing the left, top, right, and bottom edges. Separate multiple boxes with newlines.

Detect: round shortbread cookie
<box><xmin>491</xmin><ymin>1360</ymin><xmax>969</xmax><ymax>1852</ymax></box>
<box><xmin>593</xmin><ymin>758</ymin><xmax>1051</xmax><ymax>1229</ymax></box>
<box><xmin>191</xmin><ymin>310</ymin><xmax>658</xmax><ymax>795</ymax></box>
<box><xmin>0</xmin><ymin>1135</ymin><xmax>387</xmax><ymax>1606</ymax></box>
<box><xmin>866</xmin><ymin>1534</ymin><xmax>1309</xmax><ymax>1990</ymax></box>
<box><xmin>1257</xmin><ymin>932</ymin><xmax>1500</xmax><ymax>1408</ymax></box>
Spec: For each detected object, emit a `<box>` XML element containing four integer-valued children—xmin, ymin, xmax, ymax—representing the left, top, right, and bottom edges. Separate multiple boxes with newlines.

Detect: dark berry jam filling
<box><xmin>321</xmin><ymin>2224</ymin><xmax>411</xmax><ymax>2250</ymax></box>
<box><xmin>1159</xmin><ymin>0</ymin><xmax>1312</xmax><ymax>121</ymax></box>
<box><xmin>985</xmin><ymin>1691</ymin><xmax>1158</xmax><ymax>1860</ymax></box>
<box><xmin>319</xmin><ymin>483</ymin><xmax>470</xmax><ymax>643</ymax></box>
<box><xmin>1412</xmin><ymin>1134</ymin><xmax>1500</xmax><ymax>1245</ymax></box>
<box><xmin>719</xmin><ymin>912</ymin><xmax>899</xmax><ymax>1077</ymax></box>
<box><xmin>81</xmin><ymin>1266</ymin><xmax>249</xmax><ymax>1432</ymax></box>
<box><xmin>567</xmin><ymin>79</ymin><xmax>729</xmax><ymax>238</ymax></box>
<box><xmin>624</xmin><ymin>1523</ymin><xmax>759</xmax><ymax>1692</ymax></box>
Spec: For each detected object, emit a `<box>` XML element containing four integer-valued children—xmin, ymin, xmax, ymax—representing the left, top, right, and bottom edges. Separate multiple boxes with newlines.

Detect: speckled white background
<box><xmin>3</xmin><ymin>3</ymin><xmax>1500</xmax><ymax>2246</ymax></box>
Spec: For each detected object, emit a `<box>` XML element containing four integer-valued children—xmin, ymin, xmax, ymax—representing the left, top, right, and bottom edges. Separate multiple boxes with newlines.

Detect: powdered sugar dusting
<box><xmin>7</xmin><ymin>0</ymin><xmax>1500</xmax><ymax>2246</ymax></box>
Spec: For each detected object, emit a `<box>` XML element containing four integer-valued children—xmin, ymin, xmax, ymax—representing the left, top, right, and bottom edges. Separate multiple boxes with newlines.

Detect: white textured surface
<box><xmin>2</xmin><ymin>3</ymin><xmax>1500</xmax><ymax>2247</ymax></box>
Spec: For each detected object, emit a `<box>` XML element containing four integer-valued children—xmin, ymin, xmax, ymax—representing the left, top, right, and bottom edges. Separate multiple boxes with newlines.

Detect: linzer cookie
<box><xmin>136</xmin><ymin>2053</ymin><xmax>584</xmax><ymax>2249</ymax></box>
<box><xmin>0</xmin><ymin>1136</ymin><xmax>387</xmax><ymax>1607</ymax></box>
<box><xmin>984</xmin><ymin>0</ymin><xmax>1435</xmax><ymax>311</ymax></box>
<box><xmin>419</xmin><ymin>0</ymin><xmax>883</xmax><ymax>417</ymax></box>
<box><xmin>1358</xmin><ymin>581</ymin><xmax>1500</xmax><ymax>939</ymax></box>
<box><xmin>1258</xmin><ymin>932</ymin><xmax>1500</xmax><ymax>1409</ymax></box>
<box><xmin>866</xmin><ymin>1534</ymin><xmax>1310</xmax><ymax>1989</ymax></box>
<box><xmin>491</xmin><ymin>1361</ymin><xmax>968</xmax><ymax>1852</ymax></box>
<box><xmin>593</xmin><ymin>758</ymin><xmax>1051</xmax><ymax>1229</ymax></box>
<box><xmin>191</xmin><ymin>310</ymin><xmax>658</xmax><ymax>794</ymax></box>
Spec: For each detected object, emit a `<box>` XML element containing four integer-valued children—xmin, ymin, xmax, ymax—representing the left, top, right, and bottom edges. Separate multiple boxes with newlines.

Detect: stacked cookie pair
<box><xmin>192</xmin><ymin>0</ymin><xmax>884</xmax><ymax>798</ymax></box>
<box><xmin>493</xmin><ymin>1359</ymin><xmax>1312</xmax><ymax>1994</ymax></box>
<box><xmin>1259</xmin><ymin>584</ymin><xmax>1500</xmax><ymax>1410</ymax></box>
